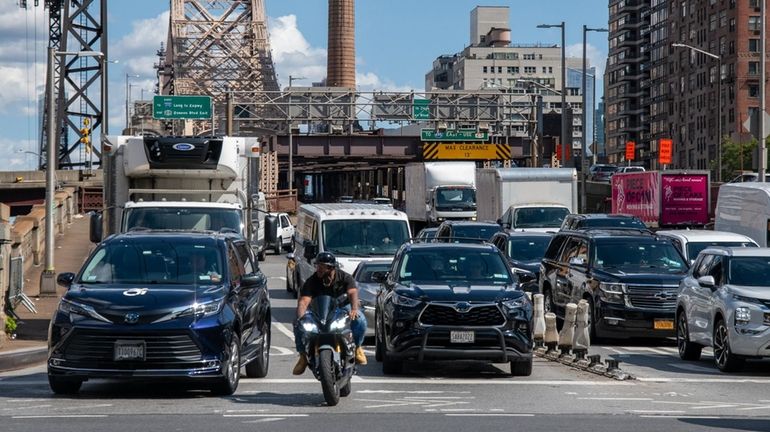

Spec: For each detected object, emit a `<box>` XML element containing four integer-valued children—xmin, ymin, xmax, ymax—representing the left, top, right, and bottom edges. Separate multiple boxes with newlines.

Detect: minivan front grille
<box><xmin>626</xmin><ymin>285</ymin><xmax>679</xmax><ymax>310</ymax></box>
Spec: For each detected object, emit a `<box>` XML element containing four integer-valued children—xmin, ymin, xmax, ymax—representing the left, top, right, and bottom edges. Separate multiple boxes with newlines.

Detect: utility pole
<box><xmin>761</xmin><ymin>0</ymin><xmax>767</xmax><ymax>182</ymax></box>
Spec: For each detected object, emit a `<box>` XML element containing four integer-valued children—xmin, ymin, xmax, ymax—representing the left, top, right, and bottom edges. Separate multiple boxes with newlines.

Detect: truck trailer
<box><xmin>404</xmin><ymin>162</ymin><xmax>477</xmax><ymax>229</ymax></box>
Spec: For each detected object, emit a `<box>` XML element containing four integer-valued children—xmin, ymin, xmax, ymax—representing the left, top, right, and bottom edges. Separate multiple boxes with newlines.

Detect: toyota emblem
<box><xmin>454</xmin><ymin>302</ymin><xmax>472</xmax><ymax>313</ymax></box>
<box><xmin>124</xmin><ymin>312</ymin><xmax>140</xmax><ymax>324</ymax></box>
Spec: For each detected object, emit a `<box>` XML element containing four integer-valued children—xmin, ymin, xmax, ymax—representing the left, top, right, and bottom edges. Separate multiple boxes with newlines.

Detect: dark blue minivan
<box><xmin>47</xmin><ymin>231</ymin><xmax>271</xmax><ymax>395</ymax></box>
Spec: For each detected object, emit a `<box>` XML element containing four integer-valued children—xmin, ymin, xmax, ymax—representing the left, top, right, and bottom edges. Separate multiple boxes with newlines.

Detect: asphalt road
<box><xmin>2</xmin><ymin>253</ymin><xmax>769</xmax><ymax>431</ymax></box>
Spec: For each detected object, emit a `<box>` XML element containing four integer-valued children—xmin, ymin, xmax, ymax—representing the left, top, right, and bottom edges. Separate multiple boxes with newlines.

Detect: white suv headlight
<box><xmin>735</xmin><ymin>307</ymin><xmax>751</xmax><ymax>325</ymax></box>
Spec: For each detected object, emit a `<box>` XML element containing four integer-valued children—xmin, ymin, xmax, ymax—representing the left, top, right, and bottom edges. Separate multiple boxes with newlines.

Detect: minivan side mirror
<box><xmin>57</xmin><ymin>272</ymin><xmax>76</xmax><ymax>288</ymax></box>
<box><xmin>568</xmin><ymin>257</ymin><xmax>587</xmax><ymax>267</ymax></box>
<box><xmin>303</xmin><ymin>240</ymin><xmax>317</xmax><ymax>261</ymax></box>
<box><xmin>697</xmin><ymin>275</ymin><xmax>716</xmax><ymax>288</ymax></box>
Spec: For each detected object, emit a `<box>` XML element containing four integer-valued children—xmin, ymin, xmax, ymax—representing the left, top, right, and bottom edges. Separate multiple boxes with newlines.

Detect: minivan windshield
<box><xmin>728</xmin><ymin>257</ymin><xmax>770</xmax><ymax>287</ymax></box>
<box><xmin>79</xmin><ymin>239</ymin><xmax>224</xmax><ymax>285</ymax></box>
<box><xmin>323</xmin><ymin>219</ymin><xmax>409</xmax><ymax>256</ymax></box>
<box><xmin>451</xmin><ymin>224</ymin><xmax>502</xmax><ymax>241</ymax></box>
<box><xmin>398</xmin><ymin>249</ymin><xmax>512</xmax><ymax>284</ymax></box>
<box><xmin>593</xmin><ymin>239</ymin><xmax>687</xmax><ymax>273</ymax></box>
<box><xmin>124</xmin><ymin>207</ymin><xmax>241</xmax><ymax>233</ymax></box>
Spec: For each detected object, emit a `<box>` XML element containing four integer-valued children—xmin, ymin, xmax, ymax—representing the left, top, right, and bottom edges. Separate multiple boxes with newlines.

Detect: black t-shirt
<box><xmin>300</xmin><ymin>270</ymin><xmax>356</xmax><ymax>299</ymax></box>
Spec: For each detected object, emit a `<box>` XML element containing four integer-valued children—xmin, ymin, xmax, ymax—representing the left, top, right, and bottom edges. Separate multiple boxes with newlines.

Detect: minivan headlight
<box><xmin>598</xmin><ymin>282</ymin><xmax>626</xmax><ymax>304</ymax></box>
<box><xmin>58</xmin><ymin>298</ymin><xmax>110</xmax><ymax>323</ymax></box>
<box><xmin>190</xmin><ymin>299</ymin><xmax>224</xmax><ymax>318</ymax></box>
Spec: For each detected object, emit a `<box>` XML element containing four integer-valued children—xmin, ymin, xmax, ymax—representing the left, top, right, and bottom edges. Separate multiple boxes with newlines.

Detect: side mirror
<box><xmin>697</xmin><ymin>275</ymin><xmax>716</xmax><ymax>288</ymax></box>
<box><xmin>89</xmin><ymin>212</ymin><xmax>103</xmax><ymax>243</ymax></box>
<box><xmin>372</xmin><ymin>271</ymin><xmax>388</xmax><ymax>283</ymax></box>
<box><xmin>303</xmin><ymin>240</ymin><xmax>317</xmax><ymax>261</ymax></box>
<box><xmin>516</xmin><ymin>271</ymin><xmax>537</xmax><ymax>284</ymax></box>
<box><xmin>568</xmin><ymin>257</ymin><xmax>587</xmax><ymax>267</ymax></box>
<box><xmin>264</xmin><ymin>215</ymin><xmax>279</xmax><ymax>245</ymax></box>
<box><xmin>496</xmin><ymin>218</ymin><xmax>503</xmax><ymax>226</ymax></box>
<box><xmin>57</xmin><ymin>272</ymin><xmax>76</xmax><ymax>288</ymax></box>
<box><xmin>241</xmin><ymin>273</ymin><xmax>264</xmax><ymax>288</ymax></box>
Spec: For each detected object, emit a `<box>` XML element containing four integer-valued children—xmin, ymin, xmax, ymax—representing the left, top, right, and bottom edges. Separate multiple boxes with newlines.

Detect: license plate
<box><xmin>450</xmin><ymin>331</ymin><xmax>475</xmax><ymax>344</ymax></box>
<box><xmin>653</xmin><ymin>319</ymin><xmax>674</xmax><ymax>330</ymax></box>
<box><xmin>114</xmin><ymin>340</ymin><xmax>145</xmax><ymax>361</ymax></box>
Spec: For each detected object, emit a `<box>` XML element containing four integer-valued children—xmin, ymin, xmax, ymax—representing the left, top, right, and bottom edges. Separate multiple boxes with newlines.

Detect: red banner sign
<box><xmin>659</xmin><ymin>138</ymin><xmax>673</xmax><ymax>165</ymax></box>
<box><xmin>625</xmin><ymin>141</ymin><xmax>635</xmax><ymax>161</ymax></box>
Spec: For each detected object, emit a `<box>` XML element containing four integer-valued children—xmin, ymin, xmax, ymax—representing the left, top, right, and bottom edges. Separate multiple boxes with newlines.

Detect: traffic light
<box><xmin>80</xmin><ymin>118</ymin><xmax>91</xmax><ymax>153</ymax></box>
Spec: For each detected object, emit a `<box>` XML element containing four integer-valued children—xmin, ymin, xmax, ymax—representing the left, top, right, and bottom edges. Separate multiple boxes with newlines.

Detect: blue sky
<box><xmin>1</xmin><ymin>0</ymin><xmax>608</xmax><ymax>171</ymax></box>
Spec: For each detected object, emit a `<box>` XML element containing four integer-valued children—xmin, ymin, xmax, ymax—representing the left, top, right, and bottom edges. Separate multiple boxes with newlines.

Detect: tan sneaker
<box><xmin>292</xmin><ymin>353</ymin><xmax>308</xmax><ymax>375</ymax></box>
<box><xmin>355</xmin><ymin>347</ymin><xmax>367</xmax><ymax>365</ymax></box>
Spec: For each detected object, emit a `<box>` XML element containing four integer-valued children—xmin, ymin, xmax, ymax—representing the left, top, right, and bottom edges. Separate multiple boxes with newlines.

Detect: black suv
<box><xmin>539</xmin><ymin>229</ymin><xmax>688</xmax><ymax>339</ymax></box>
<box><xmin>374</xmin><ymin>242</ymin><xmax>533</xmax><ymax>376</ymax></box>
<box><xmin>48</xmin><ymin>231</ymin><xmax>271</xmax><ymax>395</ymax></box>
<box><xmin>489</xmin><ymin>231</ymin><xmax>553</xmax><ymax>292</ymax></box>
<box><xmin>435</xmin><ymin>221</ymin><xmax>503</xmax><ymax>242</ymax></box>
<box><xmin>560</xmin><ymin>213</ymin><xmax>649</xmax><ymax>231</ymax></box>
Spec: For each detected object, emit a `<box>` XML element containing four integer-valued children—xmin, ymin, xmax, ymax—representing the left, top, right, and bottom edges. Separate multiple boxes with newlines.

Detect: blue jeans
<box><xmin>294</xmin><ymin>304</ymin><xmax>367</xmax><ymax>353</ymax></box>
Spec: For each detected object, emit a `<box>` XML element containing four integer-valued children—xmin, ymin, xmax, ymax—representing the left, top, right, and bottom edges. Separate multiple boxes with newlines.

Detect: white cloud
<box><xmin>0</xmin><ymin>138</ymin><xmax>38</xmax><ymax>172</ymax></box>
<box><xmin>566</xmin><ymin>43</ymin><xmax>607</xmax><ymax>77</ymax></box>
<box><xmin>112</xmin><ymin>11</ymin><xmax>169</xmax><ymax>77</ymax></box>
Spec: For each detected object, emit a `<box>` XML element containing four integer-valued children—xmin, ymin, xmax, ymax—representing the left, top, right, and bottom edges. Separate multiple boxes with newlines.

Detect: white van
<box><xmin>656</xmin><ymin>229</ymin><xmax>758</xmax><ymax>264</ymax></box>
<box><xmin>285</xmin><ymin>203</ymin><xmax>411</xmax><ymax>297</ymax></box>
<box><xmin>715</xmin><ymin>183</ymin><xmax>770</xmax><ymax>247</ymax></box>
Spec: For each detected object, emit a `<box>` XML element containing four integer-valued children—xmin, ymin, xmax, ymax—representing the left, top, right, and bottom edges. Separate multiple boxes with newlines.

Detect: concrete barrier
<box><xmin>544</xmin><ymin>312</ymin><xmax>559</xmax><ymax>356</ymax></box>
<box><xmin>573</xmin><ymin>300</ymin><xmax>590</xmax><ymax>358</ymax></box>
<box><xmin>532</xmin><ymin>294</ymin><xmax>546</xmax><ymax>346</ymax></box>
<box><xmin>558</xmin><ymin>303</ymin><xmax>578</xmax><ymax>357</ymax></box>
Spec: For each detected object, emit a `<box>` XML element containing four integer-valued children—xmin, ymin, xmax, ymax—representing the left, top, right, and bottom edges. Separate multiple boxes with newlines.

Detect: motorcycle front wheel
<box><xmin>319</xmin><ymin>350</ymin><xmax>340</xmax><ymax>406</ymax></box>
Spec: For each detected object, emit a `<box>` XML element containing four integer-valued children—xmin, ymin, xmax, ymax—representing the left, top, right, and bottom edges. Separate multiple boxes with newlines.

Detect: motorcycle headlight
<box><xmin>392</xmin><ymin>292</ymin><xmax>422</xmax><ymax>307</ymax></box>
<box><xmin>599</xmin><ymin>282</ymin><xmax>626</xmax><ymax>304</ymax></box>
<box><xmin>58</xmin><ymin>298</ymin><xmax>110</xmax><ymax>323</ymax></box>
<box><xmin>302</xmin><ymin>321</ymin><xmax>319</xmax><ymax>333</ymax></box>
<box><xmin>329</xmin><ymin>315</ymin><xmax>350</xmax><ymax>331</ymax></box>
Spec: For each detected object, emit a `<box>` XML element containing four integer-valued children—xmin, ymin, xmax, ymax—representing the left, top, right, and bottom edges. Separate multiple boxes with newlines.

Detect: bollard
<box><xmin>532</xmin><ymin>294</ymin><xmax>546</xmax><ymax>347</ymax></box>
<box><xmin>558</xmin><ymin>303</ymin><xmax>578</xmax><ymax>356</ymax></box>
<box><xmin>605</xmin><ymin>359</ymin><xmax>620</xmax><ymax>371</ymax></box>
<box><xmin>544</xmin><ymin>312</ymin><xmax>559</xmax><ymax>355</ymax></box>
<box><xmin>573</xmin><ymin>299</ymin><xmax>591</xmax><ymax>357</ymax></box>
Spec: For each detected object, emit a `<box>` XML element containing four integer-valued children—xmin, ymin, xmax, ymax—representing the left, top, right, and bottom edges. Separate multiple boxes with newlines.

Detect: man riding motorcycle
<box><xmin>293</xmin><ymin>252</ymin><xmax>368</xmax><ymax>375</ymax></box>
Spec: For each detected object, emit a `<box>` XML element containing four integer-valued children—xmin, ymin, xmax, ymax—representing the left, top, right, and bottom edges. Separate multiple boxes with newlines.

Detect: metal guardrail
<box><xmin>6</xmin><ymin>256</ymin><xmax>37</xmax><ymax>317</ymax></box>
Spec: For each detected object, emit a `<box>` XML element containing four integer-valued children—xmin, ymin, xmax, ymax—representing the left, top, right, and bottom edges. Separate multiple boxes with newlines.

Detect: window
<box><xmin>708</xmin><ymin>255</ymin><xmax>724</xmax><ymax>286</ymax></box>
<box><xmin>524</xmin><ymin>66</ymin><xmax>536</xmax><ymax>74</ymax></box>
<box><xmin>234</xmin><ymin>242</ymin><xmax>255</xmax><ymax>275</ymax></box>
<box><xmin>750</xmin><ymin>39</ymin><xmax>760</xmax><ymax>52</ymax></box>
<box><xmin>749</xmin><ymin>84</ymin><xmax>760</xmax><ymax>98</ymax></box>
<box><xmin>483</xmin><ymin>66</ymin><xmax>488</xmax><ymax>73</ymax></box>
<box><xmin>498</xmin><ymin>66</ymin><xmax>502</xmax><ymax>73</ymax></box>
<box><xmin>749</xmin><ymin>16</ymin><xmax>761</xmax><ymax>31</ymax></box>
<box><xmin>709</xmin><ymin>13</ymin><xmax>716</xmax><ymax>31</ymax></box>
<box><xmin>749</xmin><ymin>61</ymin><xmax>760</xmax><ymax>75</ymax></box>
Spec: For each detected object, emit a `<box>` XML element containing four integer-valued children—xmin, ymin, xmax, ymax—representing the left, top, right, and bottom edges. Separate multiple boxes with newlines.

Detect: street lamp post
<box><xmin>538</xmin><ymin>22</ymin><xmax>567</xmax><ymax>166</ymax></box>
<box><xmin>287</xmin><ymin>75</ymin><xmax>306</xmax><ymax>191</ymax></box>
<box><xmin>41</xmin><ymin>48</ymin><xmax>104</xmax><ymax>295</ymax></box>
<box><xmin>581</xmin><ymin>25</ymin><xmax>608</xmax><ymax>213</ymax></box>
<box><xmin>672</xmin><ymin>43</ymin><xmax>722</xmax><ymax>181</ymax></box>
<box><xmin>125</xmin><ymin>73</ymin><xmax>139</xmax><ymax>135</ymax></box>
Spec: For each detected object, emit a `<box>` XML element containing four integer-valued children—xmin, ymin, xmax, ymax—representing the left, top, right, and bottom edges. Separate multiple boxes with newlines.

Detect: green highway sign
<box><xmin>153</xmin><ymin>95</ymin><xmax>212</xmax><ymax>120</ymax></box>
<box><xmin>413</xmin><ymin>99</ymin><xmax>430</xmax><ymax>120</ymax></box>
<box><xmin>421</xmin><ymin>129</ymin><xmax>489</xmax><ymax>142</ymax></box>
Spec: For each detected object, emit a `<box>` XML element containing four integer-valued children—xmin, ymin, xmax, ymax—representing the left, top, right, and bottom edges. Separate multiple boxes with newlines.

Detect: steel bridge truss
<box><xmin>225</xmin><ymin>89</ymin><xmax>539</xmax><ymax>136</ymax></box>
<box><xmin>165</xmin><ymin>0</ymin><xmax>279</xmax><ymax>134</ymax></box>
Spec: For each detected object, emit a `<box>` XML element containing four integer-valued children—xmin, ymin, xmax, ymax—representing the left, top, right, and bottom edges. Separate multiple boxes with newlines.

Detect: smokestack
<box><xmin>327</xmin><ymin>0</ymin><xmax>355</xmax><ymax>88</ymax></box>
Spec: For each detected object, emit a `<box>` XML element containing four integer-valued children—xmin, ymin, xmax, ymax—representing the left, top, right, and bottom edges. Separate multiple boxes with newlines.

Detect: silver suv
<box><xmin>676</xmin><ymin>247</ymin><xmax>770</xmax><ymax>372</ymax></box>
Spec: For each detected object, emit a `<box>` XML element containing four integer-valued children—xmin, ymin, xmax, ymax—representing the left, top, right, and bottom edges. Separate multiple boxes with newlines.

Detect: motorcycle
<box><xmin>298</xmin><ymin>294</ymin><xmax>356</xmax><ymax>406</ymax></box>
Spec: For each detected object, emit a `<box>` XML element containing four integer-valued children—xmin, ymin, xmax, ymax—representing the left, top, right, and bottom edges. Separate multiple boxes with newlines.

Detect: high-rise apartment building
<box><xmin>607</xmin><ymin>0</ymin><xmax>769</xmax><ymax>174</ymax></box>
<box><xmin>426</xmin><ymin>7</ymin><xmax>589</xmax><ymax>153</ymax></box>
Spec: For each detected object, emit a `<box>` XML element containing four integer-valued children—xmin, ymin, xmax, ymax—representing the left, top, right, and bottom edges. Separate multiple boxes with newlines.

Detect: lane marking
<box><xmin>737</xmin><ymin>405</ymin><xmax>770</xmax><ymax>411</ymax></box>
<box><xmin>629</xmin><ymin>410</ymin><xmax>686</xmax><ymax>414</ymax></box>
<box><xmin>3</xmin><ymin>405</ymin><xmax>52</xmax><ymax>411</ymax></box>
<box><xmin>620</xmin><ymin>346</ymin><xmax>671</xmax><ymax>355</ymax></box>
<box><xmin>13</xmin><ymin>415</ymin><xmax>108</xmax><ymax>419</ymax></box>
<box><xmin>578</xmin><ymin>397</ymin><xmax>653</xmax><ymax>401</ymax></box>
<box><xmin>272</xmin><ymin>322</ymin><xmax>295</xmax><ymax>340</ymax></box>
<box><xmin>639</xmin><ymin>377</ymin><xmax>770</xmax><ymax>383</ymax></box>
<box><xmin>690</xmin><ymin>404</ymin><xmax>737</xmax><ymax>410</ymax></box>
<box><xmin>640</xmin><ymin>416</ymin><xmax>722</xmax><ymax>419</ymax></box>
<box><xmin>351</xmin><ymin>377</ymin><xmax>632</xmax><ymax>385</ymax></box>
<box><xmin>224</xmin><ymin>414</ymin><xmax>309</xmax><ymax>418</ymax></box>
<box><xmin>445</xmin><ymin>413</ymin><xmax>535</xmax><ymax>417</ymax></box>
<box><xmin>357</xmin><ymin>390</ymin><xmax>471</xmax><ymax>394</ymax></box>
<box><xmin>271</xmin><ymin>346</ymin><xmax>294</xmax><ymax>356</ymax></box>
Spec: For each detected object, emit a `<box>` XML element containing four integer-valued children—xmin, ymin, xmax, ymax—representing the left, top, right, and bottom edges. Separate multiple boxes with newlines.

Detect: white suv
<box><xmin>269</xmin><ymin>212</ymin><xmax>295</xmax><ymax>254</ymax></box>
<box><xmin>677</xmin><ymin>247</ymin><xmax>770</xmax><ymax>372</ymax></box>
<box><xmin>656</xmin><ymin>230</ymin><xmax>757</xmax><ymax>264</ymax></box>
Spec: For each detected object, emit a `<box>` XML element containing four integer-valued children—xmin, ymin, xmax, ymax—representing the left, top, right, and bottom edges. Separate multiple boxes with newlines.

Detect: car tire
<box><xmin>211</xmin><ymin>334</ymin><xmax>241</xmax><ymax>395</ymax></box>
<box><xmin>676</xmin><ymin>311</ymin><xmax>702</xmax><ymax>361</ymax></box>
<box><xmin>284</xmin><ymin>238</ymin><xmax>295</xmax><ymax>253</ymax></box>
<box><xmin>382</xmin><ymin>346</ymin><xmax>402</xmax><ymax>375</ymax></box>
<box><xmin>257</xmin><ymin>250</ymin><xmax>266</xmax><ymax>262</ymax></box>
<box><xmin>245</xmin><ymin>318</ymin><xmax>270</xmax><ymax>378</ymax></box>
<box><xmin>586</xmin><ymin>297</ymin><xmax>601</xmax><ymax>344</ymax></box>
<box><xmin>713</xmin><ymin>318</ymin><xmax>744</xmax><ymax>373</ymax></box>
<box><xmin>374</xmin><ymin>312</ymin><xmax>384</xmax><ymax>362</ymax></box>
<box><xmin>543</xmin><ymin>287</ymin><xmax>556</xmax><ymax>315</ymax></box>
<box><xmin>274</xmin><ymin>237</ymin><xmax>282</xmax><ymax>255</ymax></box>
<box><xmin>48</xmin><ymin>375</ymin><xmax>83</xmax><ymax>395</ymax></box>
<box><xmin>510</xmin><ymin>359</ymin><xmax>533</xmax><ymax>377</ymax></box>
<box><xmin>340</xmin><ymin>378</ymin><xmax>352</xmax><ymax>397</ymax></box>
